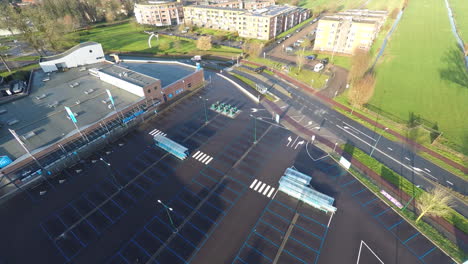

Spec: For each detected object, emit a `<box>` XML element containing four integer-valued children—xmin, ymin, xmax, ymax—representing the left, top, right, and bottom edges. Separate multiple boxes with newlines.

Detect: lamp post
<box><xmin>199</xmin><ymin>96</ymin><xmax>208</xmax><ymax>124</ymax></box>
<box><xmin>370</xmin><ymin>127</ymin><xmax>388</xmax><ymax>157</ymax></box>
<box><xmin>157</xmin><ymin>200</ymin><xmax>178</xmax><ymax>232</ymax></box>
<box><xmin>100</xmin><ymin>157</ymin><xmax>122</xmax><ymax>189</ymax></box>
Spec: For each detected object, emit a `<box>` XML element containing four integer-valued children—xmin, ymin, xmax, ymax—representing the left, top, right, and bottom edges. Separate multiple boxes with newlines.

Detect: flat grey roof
<box><xmin>99</xmin><ymin>64</ymin><xmax>159</xmax><ymax>87</ymax></box>
<box><xmin>120</xmin><ymin>61</ymin><xmax>195</xmax><ymax>87</ymax></box>
<box><xmin>0</xmin><ymin>62</ymin><xmax>141</xmax><ymax>159</ymax></box>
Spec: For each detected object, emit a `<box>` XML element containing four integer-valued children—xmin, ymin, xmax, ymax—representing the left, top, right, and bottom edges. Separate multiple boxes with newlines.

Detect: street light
<box><xmin>157</xmin><ymin>200</ymin><xmax>178</xmax><ymax>233</ymax></box>
<box><xmin>100</xmin><ymin>157</ymin><xmax>122</xmax><ymax>189</ymax></box>
<box><xmin>199</xmin><ymin>96</ymin><xmax>208</xmax><ymax>124</ymax></box>
<box><xmin>370</xmin><ymin>127</ymin><xmax>388</xmax><ymax>157</ymax></box>
<box><xmin>333</xmin><ymin>142</ymin><xmax>338</xmax><ymax>152</ymax></box>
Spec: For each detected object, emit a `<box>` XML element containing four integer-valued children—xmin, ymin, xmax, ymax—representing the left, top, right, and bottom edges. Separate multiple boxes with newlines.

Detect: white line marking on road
<box><xmin>263</xmin><ymin>185</ymin><xmax>271</xmax><ymax>195</ymax></box>
<box><xmin>446</xmin><ymin>181</ymin><xmax>454</xmax><ymax>186</ymax></box>
<box><xmin>356</xmin><ymin>240</ymin><xmax>384</xmax><ymax>264</ymax></box>
<box><xmin>267</xmin><ymin>187</ymin><xmax>275</xmax><ymax>198</ymax></box>
<box><xmin>258</xmin><ymin>183</ymin><xmax>267</xmax><ymax>193</ymax></box>
<box><xmin>197</xmin><ymin>153</ymin><xmax>207</xmax><ymax>161</ymax></box>
<box><xmin>205</xmin><ymin>157</ymin><xmax>213</xmax><ymax>164</ymax></box>
<box><xmin>387</xmin><ymin>147</ymin><xmax>393</xmax><ymax>151</ymax></box>
<box><xmin>286</xmin><ymin>136</ymin><xmax>292</xmax><ymax>147</ymax></box>
<box><xmin>424</xmin><ymin>168</ymin><xmax>431</xmax><ymax>173</ymax></box>
<box><xmin>193</xmin><ymin>152</ymin><xmax>203</xmax><ymax>159</ymax></box>
<box><xmin>295</xmin><ymin>140</ymin><xmax>305</xmax><ymax>149</ymax></box>
<box><xmin>405</xmin><ymin>157</ymin><xmax>411</xmax><ymax>161</ymax></box>
<box><xmin>254</xmin><ymin>181</ymin><xmax>262</xmax><ymax>191</ymax></box>
<box><xmin>250</xmin><ymin>179</ymin><xmax>258</xmax><ymax>189</ymax></box>
<box><xmin>192</xmin><ymin>151</ymin><xmax>200</xmax><ymax>158</ymax></box>
<box><xmin>201</xmin><ymin>155</ymin><xmax>211</xmax><ymax>164</ymax></box>
<box><xmin>290</xmin><ymin>136</ymin><xmax>299</xmax><ymax>148</ymax></box>
<box><xmin>343</xmin><ymin>121</ymin><xmax>376</xmax><ymax>142</ymax></box>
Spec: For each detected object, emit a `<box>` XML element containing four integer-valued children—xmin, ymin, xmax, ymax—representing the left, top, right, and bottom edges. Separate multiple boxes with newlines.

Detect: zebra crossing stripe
<box><xmin>193</xmin><ymin>152</ymin><xmax>204</xmax><ymax>159</ymax></box>
<box><xmin>263</xmin><ymin>185</ymin><xmax>271</xmax><ymax>195</ymax></box>
<box><xmin>201</xmin><ymin>155</ymin><xmax>211</xmax><ymax>164</ymax></box>
<box><xmin>250</xmin><ymin>179</ymin><xmax>258</xmax><ymax>189</ymax></box>
<box><xmin>253</xmin><ymin>181</ymin><xmax>262</xmax><ymax>191</ymax></box>
<box><xmin>267</xmin><ymin>187</ymin><xmax>275</xmax><ymax>198</ymax></box>
<box><xmin>258</xmin><ymin>183</ymin><xmax>266</xmax><ymax>193</ymax></box>
<box><xmin>197</xmin><ymin>153</ymin><xmax>207</xmax><ymax>161</ymax></box>
<box><xmin>205</xmin><ymin>157</ymin><xmax>213</xmax><ymax>164</ymax></box>
<box><xmin>192</xmin><ymin>151</ymin><xmax>200</xmax><ymax>158</ymax></box>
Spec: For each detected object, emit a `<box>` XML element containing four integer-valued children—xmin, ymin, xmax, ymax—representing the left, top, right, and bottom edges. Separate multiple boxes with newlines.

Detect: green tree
<box><xmin>416</xmin><ymin>187</ymin><xmax>453</xmax><ymax>223</ymax></box>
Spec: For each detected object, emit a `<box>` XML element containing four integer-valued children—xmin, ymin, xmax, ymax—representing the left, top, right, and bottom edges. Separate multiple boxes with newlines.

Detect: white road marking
<box><xmin>205</xmin><ymin>157</ymin><xmax>213</xmax><ymax>164</ymax></box>
<box><xmin>201</xmin><ymin>155</ymin><xmax>211</xmax><ymax>164</ymax></box>
<box><xmin>286</xmin><ymin>136</ymin><xmax>292</xmax><ymax>147</ymax></box>
<box><xmin>263</xmin><ymin>185</ymin><xmax>271</xmax><ymax>195</ymax></box>
<box><xmin>197</xmin><ymin>153</ymin><xmax>207</xmax><ymax>161</ymax></box>
<box><xmin>342</xmin><ymin>121</ymin><xmax>376</xmax><ymax>142</ymax></box>
<box><xmin>193</xmin><ymin>152</ymin><xmax>203</xmax><ymax>159</ymax></box>
<box><xmin>290</xmin><ymin>136</ymin><xmax>299</xmax><ymax>148</ymax></box>
<box><xmin>446</xmin><ymin>181</ymin><xmax>454</xmax><ymax>186</ymax></box>
<box><xmin>387</xmin><ymin>147</ymin><xmax>393</xmax><ymax>151</ymax></box>
<box><xmin>258</xmin><ymin>183</ymin><xmax>267</xmax><ymax>193</ymax></box>
<box><xmin>267</xmin><ymin>187</ymin><xmax>275</xmax><ymax>198</ymax></box>
<box><xmin>356</xmin><ymin>240</ymin><xmax>384</xmax><ymax>264</ymax></box>
<box><xmin>424</xmin><ymin>168</ymin><xmax>431</xmax><ymax>173</ymax></box>
<box><xmin>192</xmin><ymin>151</ymin><xmax>200</xmax><ymax>158</ymax></box>
<box><xmin>405</xmin><ymin>157</ymin><xmax>411</xmax><ymax>161</ymax></box>
<box><xmin>253</xmin><ymin>181</ymin><xmax>262</xmax><ymax>191</ymax></box>
<box><xmin>149</xmin><ymin>129</ymin><xmax>167</xmax><ymax>136</ymax></box>
<box><xmin>250</xmin><ymin>179</ymin><xmax>258</xmax><ymax>189</ymax></box>
<box><xmin>295</xmin><ymin>140</ymin><xmax>305</xmax><ymax>149</ymax></box>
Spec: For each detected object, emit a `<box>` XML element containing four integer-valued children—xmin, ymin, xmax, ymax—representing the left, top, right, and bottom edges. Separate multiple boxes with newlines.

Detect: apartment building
<box><xmin>183</xmin><ymin>5</ymin><xmax>311</xmax><ymax>40</ymax></box>
<box><xmin>134</xmin><ymin>1</ymin><xmax>184</xmax><ymax>26</ymax></box>
<box><xmin>313</xmin><ymin>9</ymin><xmax>387</xmax><ymax>54</ymax></box>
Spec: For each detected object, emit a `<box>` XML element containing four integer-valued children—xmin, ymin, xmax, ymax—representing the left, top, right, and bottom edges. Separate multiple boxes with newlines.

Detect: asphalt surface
<box><xmin>0</xmin><ymin>70</ymin><xmax>454</xmax><ymax>264</ymax></box>
<box><xmin>233</xmin><ymin>65</ymin><xmax>468</xmax><ymax>218</ymax></box>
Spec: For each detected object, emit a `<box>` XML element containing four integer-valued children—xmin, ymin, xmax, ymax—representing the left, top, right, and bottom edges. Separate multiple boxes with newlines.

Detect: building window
<box><xmin>187</xmin><ymin>83</ymin><xmax>192</xmax><ymax>88</ymax></box>
<box><xmin>154</xmin><ymin>86</ymin><xmax>158</xmax><ymax>90</ymax></box>
<box><xmin>147</xmin><ymin>89</ymin><xmax>151</xmax><ymax>93</ymax></box>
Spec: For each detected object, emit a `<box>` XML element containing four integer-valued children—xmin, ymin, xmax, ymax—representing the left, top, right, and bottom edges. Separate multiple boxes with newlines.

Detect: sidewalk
<box><xmin>244</xmin><ymin>60</ymin><xmax>468</xmax><ymax>175</ymax></box>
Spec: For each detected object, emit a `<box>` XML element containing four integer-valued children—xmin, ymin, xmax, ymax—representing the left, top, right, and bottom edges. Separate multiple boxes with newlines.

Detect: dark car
<box><xmin>306</xmin><ymin>54</ymin><xmax>317</xmax><ymax>60</ymax></box>
<box><xmin>321</xmin><ymin>58</ymin><xmax>329</xmax><ymax>65</ymax></box>
<box><xmin>254</xmin><ymin>66</ymin><xmax>267</xmax><ymax>73</ymax></box>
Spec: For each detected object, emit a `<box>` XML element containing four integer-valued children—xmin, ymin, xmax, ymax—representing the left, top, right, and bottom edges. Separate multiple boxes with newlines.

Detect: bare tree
<box><xmin>347</xmin><ymin>72</ymin><xmax>375</xmax><ymax>111</ymax></box>
<box><xmin>196</xmin><ymin>36</ymin><xmax>212</xmax><ymax>51</ymax></box>
<box><xmin>348</xmin><ymin>49</ymin><xmax>371</xmax><ymax>84</ymax></box>
<box><xmin>296</xmin><ymin>48</ymin><xmax>306</xmax><ymax>72</ymax></box>
<box><xmin>242</xmin><ymin>41</ymin><xmax>264</xmax><ymax>58</ymax></box>
<box><xmin>0</xmin><ymin>3</ymin><xmax>18</xmax><ymax>36</ymax></box>
<box><xmin>416</xmin><ymin>187</ymin><xmax>453</xmax><ymax>223</ymax></box>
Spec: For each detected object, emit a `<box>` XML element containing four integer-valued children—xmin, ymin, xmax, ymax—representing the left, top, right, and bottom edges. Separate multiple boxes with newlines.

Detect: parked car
<box><xmin>312</xmin><ymin>18</ymin><xmax>318</xmax><ymax>23</ymax></box>
<box><xmin>285</xmin><ymin>46</ymin><xmax>294</xmax><ymax>53</ymax></box>
<box><xmin>321</xmin><ymin>58</ymin><xmax>329</xmax><ymax>65</ymax></box>
<box><xmin>306</xmin><ymin>54</ymin><xmax>317</xmax><ymax>60</ymax></box>
<box><xmin>293</xmin><ymin>41</ymin><xmax>301</xmax><ymax>47</ymax></box>
<box><xmin>254</xmin><ymin>66</ymin><xmax>267</xmax><ymax>73</ymax></box>
<box><xmin>314</xmin><ymin>63</ymin><xmax>324</xmax><ymax>72</ymax></box>
<box><xmin>296</xmin><ymin>39</ymin><xmax>305</xmax><ymax>43</ymax></box>
<box><xmin>286</xmin><ymin>34</ymin><xmax>292</xmax><ymax>38</ymax></box>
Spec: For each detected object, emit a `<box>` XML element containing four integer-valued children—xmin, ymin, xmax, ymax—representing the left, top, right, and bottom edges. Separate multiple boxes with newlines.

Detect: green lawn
<box><xmin>68</xmin><ymin>22</ymin><xmax>241</xmax><ymax>56</ymax></box>
<box><xmin>366</xmin><ymin>0</ymin><xmax>404</xmax><ymax>10</ymax></box>
<box><xmin>0</xmin><ymin>45</ymin><xmax>9</xmax><ymax>52</ymax></box>
<box><xmin>449</xmin><ymin>0</ymin><xmax>468</xmax><ymax>41</ymax></box>
<box><xmin>299</xmin><ymin>0</ymin><xmax>366</xmax><ymax>11</ymax></box>
<box><xmin>371</xmin><ymin>0</ymin><xmax>468</xmax><ymax>152</ymax></box>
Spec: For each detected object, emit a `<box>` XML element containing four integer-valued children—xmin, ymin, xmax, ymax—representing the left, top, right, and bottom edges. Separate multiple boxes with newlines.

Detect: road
<box><xmin>232</xmin><ymin>65</ymin><xmax>468</xmax><ymax>217</ymax></box>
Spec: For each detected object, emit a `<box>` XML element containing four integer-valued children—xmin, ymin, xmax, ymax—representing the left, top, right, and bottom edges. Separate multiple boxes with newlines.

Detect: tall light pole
<box><xmin>100</xmin><ymin>157</ymin><xmax>122</xmax><ymax>189</ymax></box>
<box><xmin>199</xmin><ymin>96</ymin><xmax>208</xmax><ymax>124</ymax></box>
<box><xmin>157</xmin><ymin>200</ymin><xmax>178</xmax><ymax>232</ymax></box>
<box><xmin>370</xmin><ymin>127</ymin><xmax>388</xmax><ymax>157</ymax></box>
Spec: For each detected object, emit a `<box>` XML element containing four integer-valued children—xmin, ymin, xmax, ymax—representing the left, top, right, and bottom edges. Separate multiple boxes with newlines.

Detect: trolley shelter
<box><xmin>279</xmin><ymin>168</ymin><xmax>337</xmax><ymax>213</ymax></box>
<box><xmin>153</xmin><ymin>134</ymin><xmax>189</xmax><ymax>160</ymax></box>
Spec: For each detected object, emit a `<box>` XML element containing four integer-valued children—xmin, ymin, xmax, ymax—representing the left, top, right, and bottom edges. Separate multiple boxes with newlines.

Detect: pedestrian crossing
<box><xmin>149</xmin><ymin>128</ymin><xmax>167</xmax><ymax>137</ymax></box>
<box><xmin>249</xmin><ymin>179</ymin><xmax>276</xmax><ymax>198</ymax></box>
<box><xmin>192</xmin><ymin>151</ymin><xmax>213</xmax><ymax>165</ymax></box>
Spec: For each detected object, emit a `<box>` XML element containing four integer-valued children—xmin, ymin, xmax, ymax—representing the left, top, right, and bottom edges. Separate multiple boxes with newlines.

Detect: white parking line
<box><xmin>267</xmin><ymin>187</ymin><xmax>275</xmax><ymax>198</ymax></box>
<box><xmin>253</xmin><ymin>181</ymin><xmax>262</xmax><ymax>191</ymax></box>
<box><xmin>258</xmin><ymin>183</ymin><xmax>267</xmax><ymax>193</ymax></box>
<box><xmin>263</xmin><ymin>185</ymin><xmax>271</xmax><ymax>195</ymax></box>
<box><xmin>250</xmin><ymin>179</ymin><xmax>258</xmax><ymax>188</ymax></box>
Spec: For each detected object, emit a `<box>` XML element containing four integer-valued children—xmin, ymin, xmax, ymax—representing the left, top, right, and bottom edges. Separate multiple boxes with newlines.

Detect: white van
<box><xmin>314</xmin><ymin>63</ymin><xmax>324</xmax><ymax>72</ymax></box>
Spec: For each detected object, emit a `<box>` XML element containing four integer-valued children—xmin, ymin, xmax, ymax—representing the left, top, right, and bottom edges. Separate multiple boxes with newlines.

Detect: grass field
<box><xmin>299</xmin><ymin>0</ymin><xmax>367</xmax><ymax>12</ymax></box>
<box><xmin>68</xmin><ymin>22</ymin><xmax>241</xmax><ymax>56</ymax></box>
<box><xmin>371</xmin><ymin>0</ymin><xmax>468</xmax><ymax>152</ymax></box>
<box><xmin>448</xmin><ymin>0</ymin><xmax>468</xmax><ymax>41</ymax></box>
